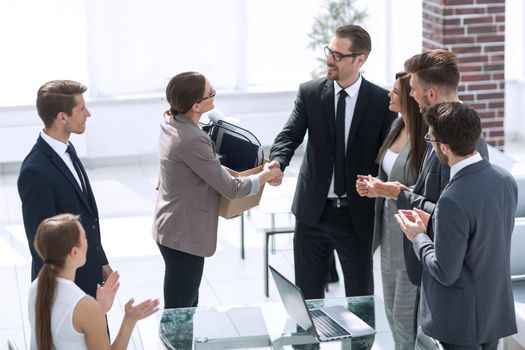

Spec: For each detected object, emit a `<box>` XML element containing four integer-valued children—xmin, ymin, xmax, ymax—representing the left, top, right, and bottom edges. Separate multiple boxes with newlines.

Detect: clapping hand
<box><xmin>394</xmin><ymin>208</ymin><xmax>429</xmax><ymax>241</ymax></box>
<box><xmin>124</xmin><ymin>298</ymin><xmax>160</xmax><ymax>322</ymax></box>
<box><xmin>96</xmin><ymin>270</ymin><xmax>120</xmax><ymax>313</ymax></box>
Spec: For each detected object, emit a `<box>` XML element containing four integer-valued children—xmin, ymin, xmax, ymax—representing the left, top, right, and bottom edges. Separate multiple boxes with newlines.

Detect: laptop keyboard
<box><xmin>310</xmin><ymin>309</ymin><xmax>351</xmax><ymax>339</ymax></box>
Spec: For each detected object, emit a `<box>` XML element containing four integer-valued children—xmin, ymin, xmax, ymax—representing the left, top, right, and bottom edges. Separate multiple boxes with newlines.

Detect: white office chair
<box><xmin>504</xmin><ymin>218</ymin><xmax>525</xmax><ymax>350</ymax></box>
<box><xmin>511</xmin><ymin>218</ymin><xmax>525</xmax><ymax>281</ymax></box>
<box><xmin>515</xmin><ymin>175</ymin><xmax>525</xmax><ymax>218</ymax></box>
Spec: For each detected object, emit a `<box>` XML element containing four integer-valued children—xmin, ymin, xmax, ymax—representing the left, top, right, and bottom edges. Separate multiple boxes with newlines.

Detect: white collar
<box><xmin>40</xmin><ymin>130</ymin><xmax>69</xmax><ymax>156</ymax></box>
<box><xmin>334</xmin><ymin>74</ymin><xmax>362</xmax><ymax>99</ymax></box>
<box><xmin>450</xmin><ymin>152</ymin><xmax>482</xmax><ymax>180</ymax></box>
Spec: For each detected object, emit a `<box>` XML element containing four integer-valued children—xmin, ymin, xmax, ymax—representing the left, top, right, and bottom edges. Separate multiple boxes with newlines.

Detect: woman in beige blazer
<box><xmin>153</xmin><ymin>72</ymin><xmax>281</xmax><ymax>309</ymax></box>
<box><xmin>356</xmin><ymin>71</ymin><xmax>427</xmax><ymax>349</ymax></box>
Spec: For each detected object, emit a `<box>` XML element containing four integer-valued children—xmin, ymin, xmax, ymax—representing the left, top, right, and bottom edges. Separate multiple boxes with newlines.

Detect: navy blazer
<box><xmin>270</xmin><ymin>77</ymin><xmax>396</xmax><ymax>236</ymax></box>
<box><xmin>413</xmin><ymin>159</ymin><xmax>517</xmax><ymax>344</ymax></box>
<box><xmin>18</xmin><ymin>136</ymin><xmax>108</xmax><ymax>297</ymax></box>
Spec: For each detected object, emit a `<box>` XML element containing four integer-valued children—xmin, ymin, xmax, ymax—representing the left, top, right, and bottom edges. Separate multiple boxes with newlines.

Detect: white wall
<box><xmin>0</xmin><ymin>90</ymin><xmax>297</xmax><ymax>167</ymax></box>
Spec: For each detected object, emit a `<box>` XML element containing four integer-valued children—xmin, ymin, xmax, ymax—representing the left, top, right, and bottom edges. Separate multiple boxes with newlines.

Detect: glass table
<box><xmin>138</xmin><ymin>295</ymin><xmax>416</xmax><ymax>349</ymax></box>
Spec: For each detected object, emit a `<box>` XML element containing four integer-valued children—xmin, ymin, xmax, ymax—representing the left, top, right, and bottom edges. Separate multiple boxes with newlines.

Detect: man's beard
<box><xmin>419</xmin><ymin>95</ymin><xmax>432</xmax><ymax>114</ymax></box>
<box><xmin>435</xmin><ymin>146</ymin><xmax>449</xmax><ymax>164</ymax></box>
<box><xmin>327</xmin><ymin>65</ymin><xmax>338</xmax><ymax>80</ymax></box>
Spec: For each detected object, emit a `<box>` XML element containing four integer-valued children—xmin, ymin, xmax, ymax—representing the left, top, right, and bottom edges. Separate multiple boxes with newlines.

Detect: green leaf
<box><xmin>308</xmin><ymin>0</ymin><xmax>368</xmax><ymax>78</ymax></box>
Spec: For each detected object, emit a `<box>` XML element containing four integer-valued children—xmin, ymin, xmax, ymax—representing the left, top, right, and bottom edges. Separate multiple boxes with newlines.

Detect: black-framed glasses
<box><xmin>424</xmin><ymin>133</ymin><xmax>442</xmax><ymax>143</ymax></box>
<box><xmin>195</xmin><ymin>87</ymin><xmax>216</xmax><ymax>103</ymax></box>
<box><xmin>324</xmin><ymin>46</ymin><xmax>362</xmax><ymax>62</ymax></box>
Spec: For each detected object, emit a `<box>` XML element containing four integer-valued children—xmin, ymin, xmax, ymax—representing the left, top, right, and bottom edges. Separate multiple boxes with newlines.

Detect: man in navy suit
<box><xmin>396</xmin><ymin>103</ymin><xmax>517</xmax><ymax>349</ymax></box>
<box><xmin>269</xmin><ymin>25</ymin><xmax>396</xmax><ymax>298</ymax></box>
<box><xmin>18</xmin><ymin>80</ymin><xmax>112</xmax><ymax>297</ymax></box>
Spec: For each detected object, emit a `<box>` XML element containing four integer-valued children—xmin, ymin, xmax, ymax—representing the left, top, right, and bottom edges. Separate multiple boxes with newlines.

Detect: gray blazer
<box><xmin>413</xmin><ymin>159</ymin><xmax>517</xmax><ymax>345</ymax></box>
<box><xmin>372</xmin><ymin>129</ymin><xmax>418</xmax><ymax>270</ymax></box>
<box><xmin>153</xmin><ymin>115</ymin><xmax>252</xmax><ymax>257</ymax></box>
<box><xmin>398</xmin><ymin>137</ymin><xmax>489</xmax><ymax>286</ymax></box>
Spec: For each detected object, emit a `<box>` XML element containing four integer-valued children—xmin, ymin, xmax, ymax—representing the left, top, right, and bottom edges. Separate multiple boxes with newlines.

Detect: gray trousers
<box><xmin>382</xmin><ymin>266</ymin><xmax>418</xmax><ymax>350</ymax></box>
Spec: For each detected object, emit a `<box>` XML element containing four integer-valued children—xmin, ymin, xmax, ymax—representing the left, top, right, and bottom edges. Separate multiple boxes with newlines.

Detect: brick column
<box><xmin>422</xmin><ymin>0</ymin><xmax>505</xmax><ymax>148</ymax></box>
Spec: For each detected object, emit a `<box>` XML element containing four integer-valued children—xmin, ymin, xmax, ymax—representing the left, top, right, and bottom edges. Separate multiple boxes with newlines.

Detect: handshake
<box><xmin>260</xmin><ymin>160</ymin><xmax>284</xmax><ymax>186</ymax></box>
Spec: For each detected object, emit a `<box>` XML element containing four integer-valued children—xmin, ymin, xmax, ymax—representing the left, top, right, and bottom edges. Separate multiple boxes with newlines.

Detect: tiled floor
<box><xmin>1</xmin><ymin>142</ymin><xmax>524</xmax><ymax>349</ymax></box>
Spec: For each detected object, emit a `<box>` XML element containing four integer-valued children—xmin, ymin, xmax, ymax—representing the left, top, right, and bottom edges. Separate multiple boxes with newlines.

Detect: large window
<box><xmin>0</xmin><ymin>0</ymin><xmax>88</xmax><ymax>106</ymax></box>
<box><xmin>0</xmin><ymin>0</ymin><xmax>427</xmax><ymax>107</ymax></box>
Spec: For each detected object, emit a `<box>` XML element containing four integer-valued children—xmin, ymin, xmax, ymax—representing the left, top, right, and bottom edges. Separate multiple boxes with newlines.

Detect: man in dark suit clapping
<box><xmin>268</xmin><ymin>25</ymin><xmax>396</xmax><ymax>299</ymax></box>
<box><xmin>18</xmin><ymin>80</ymin><xmax>112</xmax><ymax>298</ymax></box>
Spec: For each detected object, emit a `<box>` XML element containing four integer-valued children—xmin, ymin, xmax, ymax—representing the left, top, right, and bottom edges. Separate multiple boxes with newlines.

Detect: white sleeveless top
<box><xmin>28</xmin><ymin>277</ymin><xmax>88</xmax><ymax>350</ymax></box>
<box><xmin>382</xmin><ymin>148</ymin><xmax>399</xmax><ymax>178</ymax></box>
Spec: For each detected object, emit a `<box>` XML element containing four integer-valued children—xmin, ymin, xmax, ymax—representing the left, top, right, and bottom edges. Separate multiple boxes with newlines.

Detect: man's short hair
<box><xmin>335</xmin><ymin>25</ymin><xmax>371</xmax><ymax>58</ymax></box>
<box><xmin>424</xmin><ymin>102</ymin><xmax>481</xmax><ymax>156</ymax></box>
<box><xmin>36</xmin><ymin>80</ymin><xmax>87</xmax><ymax>128</ymax></box>
<box><xmin>404</xmin><ymin>49</ymin><xmax>459</xmax><ymax>92</ymax></box>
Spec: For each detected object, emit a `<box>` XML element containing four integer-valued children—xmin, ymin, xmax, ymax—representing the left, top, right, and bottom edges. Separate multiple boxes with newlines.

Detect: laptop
<box><xmin>210</xmin><ymin>120</ymin><xmax>264</xmax><ymax>171</ymax></box>
<box><xmin>269</xmin><ymin>266</ymin><xmax>376</xmax><ymax>342</ymax></box>
<box><xmin>217</xmin><ymin>132</ymin><xmax>262</xmax><ymax>172</ymax></box>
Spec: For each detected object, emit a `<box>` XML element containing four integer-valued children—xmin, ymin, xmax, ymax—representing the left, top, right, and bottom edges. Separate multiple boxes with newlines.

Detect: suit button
<box><xmin>92</xmin><ymin>224</ymin><xmax>96</xmax><ymax>229</ymax></box>
<box><xmin>96</xmin><ymin>246</ymin><xmax>101</xmax><ymax>252</ymax></box>
<box><xmin>94</xmin><ymin>218</ymin><xmax>98</xmax><ymax>222</ymax></box>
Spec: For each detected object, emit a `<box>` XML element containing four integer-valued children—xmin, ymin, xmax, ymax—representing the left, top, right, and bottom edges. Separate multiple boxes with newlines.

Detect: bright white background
<box><xmin>0</xmin><ymin>0</ymin><xmax>523</xmax><ymax>165</ymax></box>
<box><xmin>0</xmin><ymin>0</ymin><xmax>422</xmax><ymax>104</ymax></box>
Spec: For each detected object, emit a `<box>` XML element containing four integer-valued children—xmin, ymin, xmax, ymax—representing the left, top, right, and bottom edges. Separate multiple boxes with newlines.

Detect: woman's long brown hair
<box><xmin>376</xmin><ymin>71</ymin><xmax>427</xmax><ymax>175</ymax></box>
<box><xmin>33</xmin><ymin>214</ymin><xmax>82</xmax><ymax>350</ymax></box>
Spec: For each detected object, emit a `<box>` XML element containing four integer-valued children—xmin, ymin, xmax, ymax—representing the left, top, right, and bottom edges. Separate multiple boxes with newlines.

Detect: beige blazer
<box><xmin>153</xmin><ymin>114</ymin><xmax>252</xmax><ymax>257</ymax></box>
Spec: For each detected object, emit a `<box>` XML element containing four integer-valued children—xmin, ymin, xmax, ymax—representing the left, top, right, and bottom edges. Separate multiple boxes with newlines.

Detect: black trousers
<box><xmin>157</xmin><ymin>243</ymin><xmax>205</xmax><ymax>309</ymax></box>
<box><xmin>294</xmin><ymin>203</ymin><xmax>374</xmax><ymax>299</ymax></box>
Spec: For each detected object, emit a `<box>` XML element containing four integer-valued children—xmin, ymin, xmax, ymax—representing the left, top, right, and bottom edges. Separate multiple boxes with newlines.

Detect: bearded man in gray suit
<box><xmin>396</xmin><ymin>102</ymin><xmax>517</xmax><ymax>350</ymax></box>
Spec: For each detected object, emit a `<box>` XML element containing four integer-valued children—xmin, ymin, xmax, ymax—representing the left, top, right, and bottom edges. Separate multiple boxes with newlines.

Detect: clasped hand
<box><xmin>265</xmin><ymin>160</ymin><xmax>284</xmax><ymax>186</ymax></box>
<box><xmin>355</xmin><ymin>175</ymin><xmax>408</xmax><ymax>199</ymax></box>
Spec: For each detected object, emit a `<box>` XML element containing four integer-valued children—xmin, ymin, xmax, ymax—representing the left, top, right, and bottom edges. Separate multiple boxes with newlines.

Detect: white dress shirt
<box><xmin>328</xmin><ymin>75</ymin><xmax>362</xmax><ymax>198</ymax></box>
<box><xmin>449</xmin><ymin>152</ymin><xmax>482</xmax><ymax>181</ymax></box>
<box><xmin>40</xmin><ymin>130</ymin><xmax>83</xmax><ymax>188</ymax></box>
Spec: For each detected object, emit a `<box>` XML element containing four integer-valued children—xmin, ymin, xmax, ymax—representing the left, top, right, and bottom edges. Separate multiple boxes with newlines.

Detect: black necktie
<box><xmin>334</xmin><ymin>90</ymin><xmax>347</xmax><ymax>197</ymax></box>
<box><xmin>66</xmin><ymin>144</ymin><xmax>87</xmax><ymax>193</ymax></box>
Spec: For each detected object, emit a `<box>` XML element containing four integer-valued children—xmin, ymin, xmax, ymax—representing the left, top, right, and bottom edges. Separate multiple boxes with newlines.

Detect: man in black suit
<box><xmin>18</xmin><ymin>80</ymin><xmax>112</xmax><ymax>297</ymax></box>
<box><xmin>269</xmin><ymin>25</ymin><xmax>396</xmax><ymax>298</ymax></box>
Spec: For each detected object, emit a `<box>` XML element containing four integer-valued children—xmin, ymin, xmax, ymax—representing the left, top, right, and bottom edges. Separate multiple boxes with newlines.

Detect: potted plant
<box><xmin>308</xmin><ymin>0</ymin><xmax>367</xmax><ymax>78</ymax></box>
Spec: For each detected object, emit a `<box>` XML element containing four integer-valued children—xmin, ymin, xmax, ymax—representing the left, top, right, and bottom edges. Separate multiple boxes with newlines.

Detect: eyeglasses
<box><xmin>424</xmin><ymin>133</ymin><xmax>442</xmax><ymax>143</ymax></box>
<box><xmin>324</xmin><ymin>46</ymin><xmax>362</xmax><ymax>62</ymax></box>
<box><xmin>195</xmin><ymin>88</ymin><xmax>216</xmax><ymax>103</ymax></box>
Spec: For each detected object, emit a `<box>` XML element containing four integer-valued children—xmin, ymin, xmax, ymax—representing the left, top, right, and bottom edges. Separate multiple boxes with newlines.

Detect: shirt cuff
<box><xmin>248</xmin><ymin>175</ymin><xmax>260</xmax><ymax>196</ymax></box>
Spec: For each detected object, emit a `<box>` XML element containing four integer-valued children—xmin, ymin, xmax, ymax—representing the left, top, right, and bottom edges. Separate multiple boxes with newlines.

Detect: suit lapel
<box><xmin>68</xmin><ymin>143</ymin><xmax>98</xmax><ymax>215</ymax></box>
<box><xmin>389</xmin><ymin>141</ymin><xmax>411</xmax><ymax>182</ymax></box>
<box><xmin>37</xmin><ymin>137</ymin><xmax>95</xmax><ymax>216</ymax></box>
<box><xmin>321</xmin><ymin>80</ymin><xmax>336</xmax><ymax>139</ymax></box>
<box><xmin>413</xmin><ymin>152</ymin><xmax>437</xmax><ymax>193</ymax></box>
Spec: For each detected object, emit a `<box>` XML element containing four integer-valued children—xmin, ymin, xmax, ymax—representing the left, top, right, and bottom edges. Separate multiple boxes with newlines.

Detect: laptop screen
<box><xmin>269</xmin><ymin>266</ymin><xmax>316</xmax><ymax>334</ymax></box>
<box><xmin>218</xmin><ymin>132</ymin><xmax>261</xmax><ymax>172</ymax></box>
